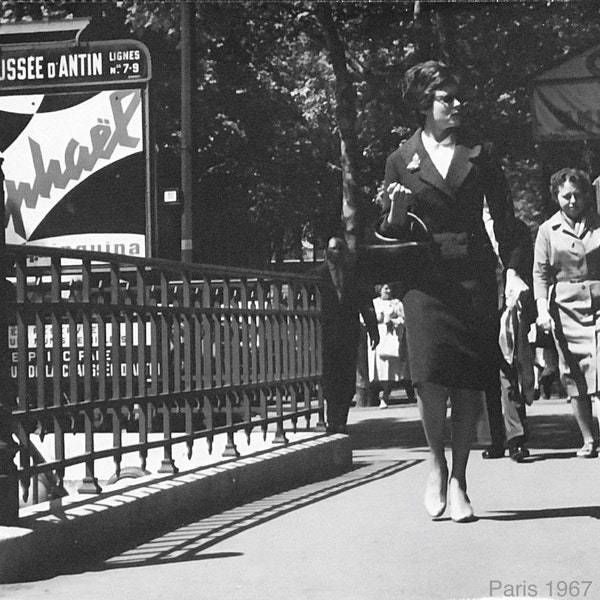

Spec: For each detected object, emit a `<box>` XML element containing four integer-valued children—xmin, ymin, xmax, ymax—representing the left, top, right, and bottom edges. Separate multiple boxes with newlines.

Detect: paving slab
<box><xmin>0</xmin><ymin>428</ymin><xmax>351</xmax><ymax>584</ymax></box>
<box><xmin>1</xmin><ymin>397</ymin><xmax>598</xmax><ymax>600</ymax></box>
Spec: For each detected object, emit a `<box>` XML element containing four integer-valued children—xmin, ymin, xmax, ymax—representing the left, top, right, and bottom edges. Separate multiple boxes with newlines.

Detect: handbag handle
<box><xmin>373</xmin><ymin>212</ymin><xmax>429</xmax><ymax>244</ymax></box>
<box><xmin>355</xmin><ymin>211</ymin><xmax>430</xmax><ymax>285</ymax></box>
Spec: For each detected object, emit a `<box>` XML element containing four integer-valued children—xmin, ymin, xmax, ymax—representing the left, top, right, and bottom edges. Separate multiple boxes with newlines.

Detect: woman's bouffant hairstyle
<box><xmin>402</xmin><ymin>60</ymin><xmax>460</xmax><ymax>125</ymax></box>
<box><xmin>549</xmin><ymin>168</ymin><xmax>593</xmax><ymax>205</ymax></box>
<box><xmin>374</xmin><ymin>283</ymin><xmax>393</xmax><ymax>298</ymax></box>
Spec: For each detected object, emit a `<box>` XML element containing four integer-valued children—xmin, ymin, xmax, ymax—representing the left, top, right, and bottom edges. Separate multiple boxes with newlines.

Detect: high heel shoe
<box><xmin>449</xmin><ymin>478</ymin><xmax>475</xmax><ymax>523</ymax></box>
<box><xmin>576</xmin><ymin>440</ymin><xmax>598</xmax><ymax>458</ymax></box>
<box><xmin>424</xmin><ymin>471</ymin><xmax>448</xmax><ymax>518</ymax></box>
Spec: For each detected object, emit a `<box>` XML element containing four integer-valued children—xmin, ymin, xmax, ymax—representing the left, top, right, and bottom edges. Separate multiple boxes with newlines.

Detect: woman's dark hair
<box><xmin>549</xmin><ymin>167</ymin><xmax>593</xmax><ymax>205</ymax></box>
<box><xmin>374</xmin><ymin>283</ymin><xmax>391</xmax><ymax>296</ymax></box>
<box><xmin>403</xmin><ymin>60</ymin><xmax>460</xmax><ymax>126</ymax></box>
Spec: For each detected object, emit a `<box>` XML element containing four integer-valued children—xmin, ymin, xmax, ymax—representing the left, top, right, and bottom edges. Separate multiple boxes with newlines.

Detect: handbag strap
<box><xmin>373</xmin><ymin>212</ymin><xmax>428</xmax><ymax>243</ymax></box>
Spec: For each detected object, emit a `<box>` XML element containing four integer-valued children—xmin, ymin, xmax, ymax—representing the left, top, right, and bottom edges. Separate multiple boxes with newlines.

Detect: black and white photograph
<box><xmin>1</xmin><ymin>1</ymin><xmax>600</xmax><ymax>598</ymax></box>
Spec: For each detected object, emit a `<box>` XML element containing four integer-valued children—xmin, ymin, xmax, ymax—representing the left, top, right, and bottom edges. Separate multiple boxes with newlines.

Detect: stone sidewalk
<box><xmin>2</xmin><ymin>396</ymin><xmax>600</xmax><ymax>600</ymax></box>
<box><xmin>0</xmin><ymin>426</ymin><xmax>351</xmax><ymax>583</ymax></box>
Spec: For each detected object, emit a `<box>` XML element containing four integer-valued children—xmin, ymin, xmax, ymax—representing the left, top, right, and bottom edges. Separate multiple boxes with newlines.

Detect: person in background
<box><xmin>497</xmin><ymin>286</ymin><xmax>537</xmax><ymax>462</ymax></box>
<box><xmin>482</xmin><ymin>217</ymin><xmax>535</xmax><ymax>460</ymax></box>
<box><xmin>313</xmin><ymin>237</ymin><xmax>380</xmax><ymax>433</ymax></box>
<box><xmin>534</xmin><ymin>167</ymin><xmax>600</xmax><ymax>458</ymax></box>
<box><xmin>379</xmin><ymin>60</ymin><xmax>530</xmax><ymax>522</ymax></box>
<box><xmin>368</xmin><ymin>283</ymin><xmax>413</xmax><ymax>408</ymax></box>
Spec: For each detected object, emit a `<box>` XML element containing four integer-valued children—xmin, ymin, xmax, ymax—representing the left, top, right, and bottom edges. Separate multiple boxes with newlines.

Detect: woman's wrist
<box><xmin>536</xmin><ymin>298</ymin><xmax>551</xmax><ymax>322</ymax></box>
<box><xmin>505</xmin><ymin>268</ymin><xmax>521</xmax><ymax>283</ymax></box>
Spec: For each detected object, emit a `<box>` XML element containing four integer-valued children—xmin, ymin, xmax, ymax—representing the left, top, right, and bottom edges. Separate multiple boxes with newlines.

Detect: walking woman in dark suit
<box><xmin>379</xmin><ymin>61</ymin><xmax>531</xmax><ymax>522</ymax></box>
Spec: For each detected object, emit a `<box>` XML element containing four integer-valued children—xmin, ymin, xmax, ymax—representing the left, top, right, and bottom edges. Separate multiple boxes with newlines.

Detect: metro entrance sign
<box><xmin>0</xmin><ymin>38</ymin><xmax>153</xmax><ymax>258</ymax></box>
<box><xmin>0</xmin><ymin>40</ymin><xmax>150</xmax><ymax>90</ymax></box>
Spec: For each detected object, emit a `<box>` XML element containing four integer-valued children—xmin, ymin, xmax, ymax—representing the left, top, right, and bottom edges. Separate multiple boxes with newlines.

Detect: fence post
<box><xmin>0</xmin><ymin>157</ymin><xmax>19</xmax><ymax>524</ymax></box>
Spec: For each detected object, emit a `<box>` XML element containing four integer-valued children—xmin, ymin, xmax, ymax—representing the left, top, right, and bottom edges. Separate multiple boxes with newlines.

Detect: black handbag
<box><xmin>356</xmin><ymin>212</ymin><xmax>430</xmax><ymax>285</ymax></box>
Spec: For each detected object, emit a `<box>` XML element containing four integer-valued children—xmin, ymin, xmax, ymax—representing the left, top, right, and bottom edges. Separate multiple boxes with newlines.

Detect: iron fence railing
<box><xmin>0</xmin><ymin>245</ymin><xmax>323</xmax><ymax>523</ymax></box>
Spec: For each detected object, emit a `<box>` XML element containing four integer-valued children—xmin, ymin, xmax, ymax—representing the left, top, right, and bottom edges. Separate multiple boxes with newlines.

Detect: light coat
<box><xmin>533</xmin><ymin>209</ymin><xmax>600</xmax><ymax>396</ymax></box>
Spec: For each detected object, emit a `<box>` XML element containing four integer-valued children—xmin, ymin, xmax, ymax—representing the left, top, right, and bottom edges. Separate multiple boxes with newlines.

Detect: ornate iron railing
<box><xmin>0</xmin><ymin>245</ymin><xmax>323</xmax><ymax>522</ymax></box>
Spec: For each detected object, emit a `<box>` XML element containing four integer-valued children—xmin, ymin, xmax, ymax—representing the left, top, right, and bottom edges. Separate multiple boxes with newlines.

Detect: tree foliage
<box><xmin>3</xmin><ymin>1</ymin><xmax>600</xmax><ymax>266</ymax></box>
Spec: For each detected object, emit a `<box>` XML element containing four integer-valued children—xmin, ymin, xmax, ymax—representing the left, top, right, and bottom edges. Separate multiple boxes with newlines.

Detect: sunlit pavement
<box><xmin>3</xmin><ymin>395</ymin><xmax>599</xmax><ymax>600</ymax></box>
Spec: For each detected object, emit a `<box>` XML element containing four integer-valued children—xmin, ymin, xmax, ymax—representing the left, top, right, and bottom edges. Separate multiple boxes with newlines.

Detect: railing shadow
<box><xmin>60</xmin><ymin>457</ymin><xmax>422</xmax><ymax>575</ymax></box>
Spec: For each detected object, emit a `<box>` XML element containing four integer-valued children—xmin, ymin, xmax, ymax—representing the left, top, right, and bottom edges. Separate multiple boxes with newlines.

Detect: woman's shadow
<box><xmin>482</xmin><ymin>505</ymin><xmax>600</xmax><ymax>522</ymax></box>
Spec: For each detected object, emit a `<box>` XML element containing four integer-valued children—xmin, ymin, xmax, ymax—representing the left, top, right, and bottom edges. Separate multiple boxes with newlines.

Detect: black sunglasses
<box><xmin>434</xmin><ymin>92</ymin><xmax>461</xmax><ymax>105</ymax></box>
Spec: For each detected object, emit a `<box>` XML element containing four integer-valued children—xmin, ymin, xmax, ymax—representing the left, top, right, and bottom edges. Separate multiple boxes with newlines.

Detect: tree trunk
<box><xmin>411</xmin><ymin>1</ymin><xmax>435</xmax><ymax>62</ymax></box>
<box><xmin>432</xmin><ymin>9</ymin><xmax>455</xmax><ymax>66</ymax></box>
<box><xmin>315</xmin><ymin>3</ymin><xmax>363</xmax><ymax>251</ymax></box>
<box><xmin>414</xmin><ymin>5</ymin><xmax>459</xmax><ymax>70</ymax></box>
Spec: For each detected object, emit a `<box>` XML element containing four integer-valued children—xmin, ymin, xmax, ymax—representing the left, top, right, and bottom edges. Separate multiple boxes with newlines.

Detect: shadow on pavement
<box><xmin>347</xmin><ymin>405</ymin><xmax>584</xmax><ymax>453</ymax></box>
<box><xmin>64</xmin><ymin>457</ymin><xmax>423</xmax><ymax>576</ymax></box>
<box><xmin>349</xmin><ymin>416</ymin><xmax>428</xmax><ymax>450</ymax></box>
<box><xmin>526</xmin><ymin>413</ymin><xmax>583</xmax><ymax>449</ymax></box>
<box><xmin>521</xmin><ymin>451</ymin><xmax>577</xmax><ymax>462</ymax></box>
<box><xmin>481</xmin><ymin>505</ymin><xmax>600</xmax><ymax>521</ymax></box>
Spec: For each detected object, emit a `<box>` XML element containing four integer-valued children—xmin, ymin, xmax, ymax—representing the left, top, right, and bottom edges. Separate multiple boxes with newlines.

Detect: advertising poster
<box><xmin>0</xmin><ymin>40</ymin><xmax>151</xmax><ymax>256</ymax></box>
<box><xmin>0</xmin><ymin>88</ymin><xmax>146</xmax><ymax>255</ymax></box>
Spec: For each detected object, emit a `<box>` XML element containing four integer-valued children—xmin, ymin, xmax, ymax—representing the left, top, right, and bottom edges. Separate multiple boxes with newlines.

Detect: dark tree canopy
<box><xmin>3</xmin><ymin>0</ymin><xmax>600</xmax><ymax>266</ymax></box>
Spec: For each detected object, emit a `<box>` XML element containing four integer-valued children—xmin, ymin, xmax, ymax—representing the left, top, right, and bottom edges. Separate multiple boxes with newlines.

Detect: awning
<box><xmin>532</xmin><ymin>45</ymin><xmax>600</xmax><ymax>141</ymax></box>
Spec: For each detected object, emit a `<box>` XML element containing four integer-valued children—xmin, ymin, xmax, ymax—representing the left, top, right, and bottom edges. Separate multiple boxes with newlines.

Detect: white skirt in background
<box><xmin>368</xmin><ymin>323</ymin><xmax>409</xmax><ymax>383</ymax></box>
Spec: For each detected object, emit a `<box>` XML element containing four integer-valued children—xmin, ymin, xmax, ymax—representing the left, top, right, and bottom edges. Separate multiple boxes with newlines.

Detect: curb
<box><xmin>0</xmin><ymin>433</ymin><xmax>351</xmax><ymax>583</ymax></box>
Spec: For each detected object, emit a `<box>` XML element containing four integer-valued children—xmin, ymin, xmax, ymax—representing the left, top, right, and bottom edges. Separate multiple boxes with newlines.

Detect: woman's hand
<box><xmin>370</xmin><ymin>330</ymin><xmax>380</xmax><ymax>350</ymax></box>
<box><xmin>536</xmin><ymin>299</ymin><xmax>552</xmax><ymax>333</ymax></box>
<box><xmin>504</xmin><ymin>269</ymin><xmax>529</xmax><ymax>309</ymax></box>
<box><xmin>386</xmin><ymin>183</ymin><xmax>412</xmax><ymax>227</ymax></box>
<box><xmin>536</xmin><ymin>313</ymin><xmax>552</xmax><ymax>334</ymax></box>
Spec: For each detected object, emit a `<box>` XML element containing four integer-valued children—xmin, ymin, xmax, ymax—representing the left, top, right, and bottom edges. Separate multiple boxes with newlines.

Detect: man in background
<box><xmin>313</xmin><ymin>237</ymin><xmax>379</xmax><ymax>433</ymax></box>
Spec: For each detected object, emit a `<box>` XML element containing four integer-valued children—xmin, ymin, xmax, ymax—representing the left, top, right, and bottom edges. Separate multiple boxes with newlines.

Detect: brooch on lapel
<box><xmin>468</xmin><ymin>145</ymin><xmax>482</xmax><ymax>160</ymax></box>
<box><xmin>406</xmin><ymin>152</ymin><xmax>421</xmax><ymax>172</ymax></box>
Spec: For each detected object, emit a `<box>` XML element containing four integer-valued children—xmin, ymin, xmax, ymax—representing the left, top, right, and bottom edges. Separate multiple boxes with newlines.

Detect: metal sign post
<box><xmin>180</xmin><ymin>0</ymin><xmax>194</xmax><ymax>263</ymax></box>
<box><xmin>0</xmin><ymin>157</ymin><xmax>18</xmax><ymax>525</ymax></box>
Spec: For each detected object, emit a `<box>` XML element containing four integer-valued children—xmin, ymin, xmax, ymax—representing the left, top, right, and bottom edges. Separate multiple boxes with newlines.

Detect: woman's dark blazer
<box><xmin>380</xmin><ymin>128</ymin><xmax>531</xmax><ymax>390</ymax></box>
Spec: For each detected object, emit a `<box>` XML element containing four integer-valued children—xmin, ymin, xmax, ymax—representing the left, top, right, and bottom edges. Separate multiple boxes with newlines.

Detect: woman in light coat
<box><xmin>534</xmin><ymin>167</ymin><xmax>600</xmax><ymax>458</ymax></box>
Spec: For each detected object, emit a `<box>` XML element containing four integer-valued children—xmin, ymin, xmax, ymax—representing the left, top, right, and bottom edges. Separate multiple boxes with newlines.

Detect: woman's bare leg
<box><xmin>448</xmin><ymin>387</ymin><xmax>483</xmax><ymax>522</ymax></box>
<box><xmin>571</xmin><ymin>395</ymin><xmax>597</xmax><ymax>443</ymax></box>
<box><xmin>417</xmin><ymin>382</ymin><xmax>449</xmax><ymax>517</ymax></box>
<box><xmin>379</xmin><ymin>381</ymin><xmax>391</xmax><ymax>408</ymax></box>
<box><xmin>571</xmin><ymin>395</ymin><xmax>598</xmax><ymax>457</ymax></box>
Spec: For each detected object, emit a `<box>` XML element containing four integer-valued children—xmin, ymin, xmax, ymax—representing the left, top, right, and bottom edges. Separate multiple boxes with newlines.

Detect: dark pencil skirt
<box><xmin>402</xmin><ymin>271</ymin><xmax>500</xmax><ymax>392</ymax></box>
